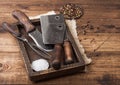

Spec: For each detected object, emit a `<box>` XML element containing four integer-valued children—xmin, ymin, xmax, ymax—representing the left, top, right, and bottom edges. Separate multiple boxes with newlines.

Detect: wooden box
<box><xmin>13</xmin><ymin>19</ymin><xmax>86</xmax><ymax>82</ymax></box>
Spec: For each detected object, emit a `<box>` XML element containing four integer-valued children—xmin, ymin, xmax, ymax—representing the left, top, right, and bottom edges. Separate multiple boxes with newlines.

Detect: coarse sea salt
<box><xmin>31</xmin><ymin>59</ymin><xmax>49</xmax><ymax>72</ymax></box>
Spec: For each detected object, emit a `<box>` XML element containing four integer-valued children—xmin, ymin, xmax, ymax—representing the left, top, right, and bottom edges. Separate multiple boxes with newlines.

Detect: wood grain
<box><xmin>0</xmin><ymin>0</ymin><xmax>120</xmax><ymax>85</ymax></box>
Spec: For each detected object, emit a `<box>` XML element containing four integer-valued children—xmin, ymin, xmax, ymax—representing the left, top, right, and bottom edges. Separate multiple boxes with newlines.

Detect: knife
<box><xmin>65</xmin><ymin>20</ymin><xmax>92</xmax><ymax>65</ymax></box>
<box><xmin>12</xmin><ymin>10</ymin><xmax>54</xmax><ymax>52</ymax></box>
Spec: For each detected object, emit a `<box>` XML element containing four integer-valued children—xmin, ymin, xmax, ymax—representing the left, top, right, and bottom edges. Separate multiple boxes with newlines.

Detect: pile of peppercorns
<box><xmin>60</xmin><ymin>3</ymin><xmax>83</xmax><ymax>19</ymax></box>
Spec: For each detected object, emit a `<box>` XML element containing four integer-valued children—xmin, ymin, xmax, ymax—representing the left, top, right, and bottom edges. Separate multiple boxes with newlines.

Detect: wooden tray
<box><xmin>12</xmin><ymin>19</ymin><xmax>86</xmax><ymax>82</ymax></box>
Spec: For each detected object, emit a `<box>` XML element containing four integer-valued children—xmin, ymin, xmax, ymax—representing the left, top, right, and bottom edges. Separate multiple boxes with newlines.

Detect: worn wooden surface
<box><xmin>0</xmin><ymin>0</ymin><xmax>120</xmax><ymax>85</ymax></box>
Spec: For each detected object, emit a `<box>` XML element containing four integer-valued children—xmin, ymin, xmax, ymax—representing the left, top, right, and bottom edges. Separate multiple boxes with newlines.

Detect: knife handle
<box><xmin>63</xmin><ymin>41</ymin><xmax>74</xmax><ymax>64</ymax></box>
<box><xmin>2</xmin><ymin>22</ymin><xmax>21</xmax><ymax>37</ymax></box>
<box><xmin>12</xmin><ymin>10</ymin><xmax>35</xmax><ymax>33</ymax></box>
<box><xmin>52</xmin><ymin>44</ymin><xmax>62</xmax><ymax>70</ymax></box>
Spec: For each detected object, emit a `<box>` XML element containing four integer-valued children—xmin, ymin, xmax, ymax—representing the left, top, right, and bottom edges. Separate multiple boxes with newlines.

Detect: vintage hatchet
<box><xmin>40</xmin><ymin>14</ymin><xmax>74</xmax><ymax>69</ymax></box>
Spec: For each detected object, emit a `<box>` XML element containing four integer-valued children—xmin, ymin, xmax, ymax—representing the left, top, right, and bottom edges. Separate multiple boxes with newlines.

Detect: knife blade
<box><xmin>12</xmin><ymin>10</ymin><xmax>54</xmax><ymax>52</ymax></box>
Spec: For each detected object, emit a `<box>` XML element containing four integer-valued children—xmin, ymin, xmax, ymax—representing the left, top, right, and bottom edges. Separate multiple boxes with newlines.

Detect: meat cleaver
<box><xmin>40</xmin><ymin>14</ymin><xmax>66</xmax><ymax>44</ymax></box>
<box><xmin>40</xmin><ymin>14</ymin><xmax>67</xmax><ymax>69</ymax></box>
<box><xmin>12</xmin><ymin>10</ymin><xmax>54</xmax><ymax>52</ymax></box>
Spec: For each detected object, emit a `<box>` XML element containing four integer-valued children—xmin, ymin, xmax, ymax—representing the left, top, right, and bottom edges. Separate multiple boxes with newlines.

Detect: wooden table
<box><xmin>0</xmin><ymin>0</ymin><xmax>120</xmax><ymax>85</ymax></box>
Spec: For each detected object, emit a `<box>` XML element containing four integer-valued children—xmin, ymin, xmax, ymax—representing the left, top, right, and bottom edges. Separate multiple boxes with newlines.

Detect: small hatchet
<box><xmin>40</xmin><ymin>14</ymin><xmax>66</xmax><ymax>69</ymax></box>
<box><xmin>40</xmin><ymin>14</ymin><xmax>74</xmax><ymax>69</ymax></box>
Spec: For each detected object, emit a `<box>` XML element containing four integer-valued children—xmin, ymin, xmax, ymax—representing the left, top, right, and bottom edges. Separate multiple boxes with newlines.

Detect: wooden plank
<box><xmin>0</xmin><ymin>0</ymin><xmax>120</xmax><ymax>5</ymax></box>
<box><xmin>0</xmin><ymin>0</ymin><xmax>120</xmax><ymax>19</ymax></box>
<box><xmin>0</xmin><ymin>3</ymin><xmax>120</xmax><ymax>19</ymax></box>
<box><xmin>0</xmin><ymin>33</ymin><xmax>20</xmax><ymax>52</ymax></box>
<box><xmin>0</xmin><ymin>53</ymin><xmax>31</xmax><ymax>84</ymax></box>
<box><xmin>1</xmin><ymin>3</ymin><xmax>120</xmax><ymax>11</ymax></box>
<box><xmin>79</xmin><ymin>33</ymin><xmax>120</xmax><ymax>52</ymax></box>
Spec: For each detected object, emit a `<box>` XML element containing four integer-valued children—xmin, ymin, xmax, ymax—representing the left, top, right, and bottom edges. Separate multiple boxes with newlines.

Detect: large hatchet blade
<box><xmin>12</xmin><ymin>10</ymin><xmax>54</xmax><ymax>52</ymax></box>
